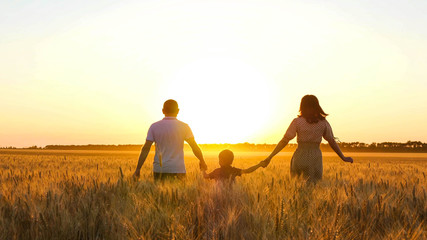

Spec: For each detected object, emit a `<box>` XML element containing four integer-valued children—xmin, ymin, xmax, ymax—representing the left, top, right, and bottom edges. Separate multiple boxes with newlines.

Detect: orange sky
<box><xmin>1</xmin><ymin>1</ymin><xmax>427</xmax><ymax>147</ymax></box>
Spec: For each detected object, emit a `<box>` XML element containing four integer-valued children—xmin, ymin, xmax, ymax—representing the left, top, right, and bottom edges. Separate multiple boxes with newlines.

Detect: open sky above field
<box><xmin>1</xmin><ymin>0</ymin><xmax>427</xmax><ymax>147</ymax></box>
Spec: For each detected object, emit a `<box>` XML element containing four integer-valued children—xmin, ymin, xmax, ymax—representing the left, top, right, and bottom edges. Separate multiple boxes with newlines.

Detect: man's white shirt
<box><xmin>146</xmin><ymin>117</ymin><xmax>194</xmax><ymax>173</ymax></box>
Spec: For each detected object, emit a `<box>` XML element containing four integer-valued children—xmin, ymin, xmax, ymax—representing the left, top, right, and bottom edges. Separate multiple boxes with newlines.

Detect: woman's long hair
<box><xmin>298</xmin><ymin>95</ymin><xmax>328</xmax><ymax>123</ymax></box>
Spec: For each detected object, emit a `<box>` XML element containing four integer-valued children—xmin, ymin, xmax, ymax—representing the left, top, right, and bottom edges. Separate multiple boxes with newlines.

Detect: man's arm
<box><xmin>185</xmin><ymin>138</ymin><xmax>207</xmax><ymax>171</ymax></box>
<box><xmin>242</xmin><ymin>162</ymin><xmax>262</xmax><ymax>174</ymax></box>
<box><xmin>133</xmin><ymin>140</ymin><xmax>153</xmax><ymax>178</ymax></box>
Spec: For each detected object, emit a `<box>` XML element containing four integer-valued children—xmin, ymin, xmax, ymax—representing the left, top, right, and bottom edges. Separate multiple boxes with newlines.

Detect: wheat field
<box><xmin>0</xmin><ymin>150</ymin><xmax>426</xmax><ymax>240</ymax></box>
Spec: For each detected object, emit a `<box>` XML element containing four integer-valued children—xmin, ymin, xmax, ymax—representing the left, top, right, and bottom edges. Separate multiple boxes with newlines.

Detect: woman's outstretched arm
<box><xmin>261</xmin><ymin>119</ymin><xmax>296</xmax><ymax>167</ymax></box>
<box><xmin>328</xmin><ymin>138</ymin><xmax>353</xmax><ymax>163</ymax></box>
<box><xmin>324</xmin><ymin>120</ymin><xmax>353</xmax><ymax>163</ymax></box>
<box><xmin>261</xmin><ymin>138</ymin><xmax>289</xmax><ymax>167</ymax></box>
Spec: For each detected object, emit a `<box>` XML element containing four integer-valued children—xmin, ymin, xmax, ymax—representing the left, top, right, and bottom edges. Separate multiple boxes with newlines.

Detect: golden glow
<box><xmin>163</xmin><ymin>57</ymin><xmax>274</xmax><ymax>143</ymax></box>
<box><xmin>1</xmin><ymin>1</ymin><xmax>427</xmax><ymax>147</ymax></box>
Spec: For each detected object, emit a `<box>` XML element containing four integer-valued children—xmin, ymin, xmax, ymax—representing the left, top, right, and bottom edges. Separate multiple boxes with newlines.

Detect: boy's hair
<box><xmin>219</xmin><ymin>149</ymin><xmax>234</xmax><ymax>167</ymax></box>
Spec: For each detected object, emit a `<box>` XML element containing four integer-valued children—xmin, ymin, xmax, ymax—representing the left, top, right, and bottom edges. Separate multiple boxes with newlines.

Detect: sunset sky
<box><xmin>1</xmin><ymin>0</ymin><xmax>427</xmax><ymax>147</ymax></box>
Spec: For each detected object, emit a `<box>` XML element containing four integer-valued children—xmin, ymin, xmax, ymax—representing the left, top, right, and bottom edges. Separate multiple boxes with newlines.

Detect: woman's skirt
<box><xmin>290</xmin><ymin>142</ymin><xmax>323</xmax><ymax>182</ymax></box>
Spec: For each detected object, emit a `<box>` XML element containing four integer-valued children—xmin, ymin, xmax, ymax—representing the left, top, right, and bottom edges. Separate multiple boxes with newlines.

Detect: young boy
<box><xmin>203</xmin><ymin>149</ymin><xmax>263</xmax><ymax>181</ymax></box>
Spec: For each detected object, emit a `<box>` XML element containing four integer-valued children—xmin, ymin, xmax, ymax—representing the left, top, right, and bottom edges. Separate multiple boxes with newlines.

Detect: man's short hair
<box><xmin>219</xmin><ymin>149</ymin><xmax>234</xmax><ymax>167</ymax></box>
<box><xmin>163</xmin><ymin>99</ymin><xmax>179</xmax><ymax>114</ymax></box>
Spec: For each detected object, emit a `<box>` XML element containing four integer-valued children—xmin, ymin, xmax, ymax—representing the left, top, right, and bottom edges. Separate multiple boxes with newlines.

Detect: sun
<box><xmin>161</xmin><ymin>57</ymin><xmax>274</xmax><ymax>143</ymax></box>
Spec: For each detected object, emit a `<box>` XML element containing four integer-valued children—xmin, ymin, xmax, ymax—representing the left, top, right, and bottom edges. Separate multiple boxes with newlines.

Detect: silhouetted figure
<box><xmin>261</xmin><ymin>95</ymin><xmax>353</xmax><ymax>182</ymax></box>
<box><xmin>133</xmin><ymin>99</ymin><xmax>207</xmax><ymax>181</ymax></box>
<box><xmin>203</xmin><ymin>149</ymin><xmax>262</xmax><ymax>182</ymax></box>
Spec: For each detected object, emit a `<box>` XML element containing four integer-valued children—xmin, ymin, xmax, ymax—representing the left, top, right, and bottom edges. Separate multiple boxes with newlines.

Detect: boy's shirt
<box><xmin>207</xmin><ymin>166</ymin><xmax>242</xmax><ymax>180</ymax></box>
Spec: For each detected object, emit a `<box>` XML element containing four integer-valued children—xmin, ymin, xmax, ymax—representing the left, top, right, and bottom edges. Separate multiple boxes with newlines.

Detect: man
<box><xmin>133</xmin><ymin>99</ymin><xmax>207</xmax><ymax>181</ymax></box>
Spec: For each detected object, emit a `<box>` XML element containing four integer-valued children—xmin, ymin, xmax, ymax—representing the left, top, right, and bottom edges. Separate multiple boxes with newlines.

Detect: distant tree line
<box><xmin>323</xmin><ymin>141</ymin><xmax>427</xmax><ymax>153</ymax></box>
<box><xmin>42</xmin><ymin>144</ymin><xmax>142</xmax><ymax>151</ymax></box>
<box><xmin>2</xmin><ymin>141</ymin><xmax>424</xmax><ymax>152</ymax></box>
<box><xmin>194</xmin><ymin>141</ymin><xmax>427</xmax><ymax>153</ymax></box>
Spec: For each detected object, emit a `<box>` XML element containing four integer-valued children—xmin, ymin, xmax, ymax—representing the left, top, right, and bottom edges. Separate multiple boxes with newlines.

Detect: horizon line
<box><xmin>2</xmin><ymin>140</ymin><xmax>426</xmax><ymax>149</ymax></box>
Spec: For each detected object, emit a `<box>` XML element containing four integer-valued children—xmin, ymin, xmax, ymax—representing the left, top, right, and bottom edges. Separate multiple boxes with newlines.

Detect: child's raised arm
<box><xmin>242</xmin><ymin>162</ymin><xmax>262</xmax><ymax>174</ymax></box>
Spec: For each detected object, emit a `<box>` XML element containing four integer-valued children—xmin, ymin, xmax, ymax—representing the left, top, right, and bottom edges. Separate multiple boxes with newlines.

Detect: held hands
<box><xmin>259</xmin><ymin>158</ymin><xmax>271</xmax><ymax>168</ymax></box>
<box><xmin>199</xmin><ymin>160</ymin><xmax>208</xmax><ymax>171</ymax></box>
<box><xmin>343</xmin><ymin>156</ymin><xmax>354</xmax><ymax>163</ymax></box>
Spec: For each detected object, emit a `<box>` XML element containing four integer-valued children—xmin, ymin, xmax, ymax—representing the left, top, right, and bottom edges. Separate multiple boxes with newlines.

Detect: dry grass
<box><xmin>0</xmin><ymin>150</ymin><xmax>426</xmax><ymax>240</ymax></box>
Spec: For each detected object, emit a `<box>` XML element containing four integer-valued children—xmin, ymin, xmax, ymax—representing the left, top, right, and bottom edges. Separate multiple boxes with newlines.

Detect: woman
<box><xmin>262</xmin><ymin>95</ymin><xmax>353</xmax><ymax>182</ymax></box>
